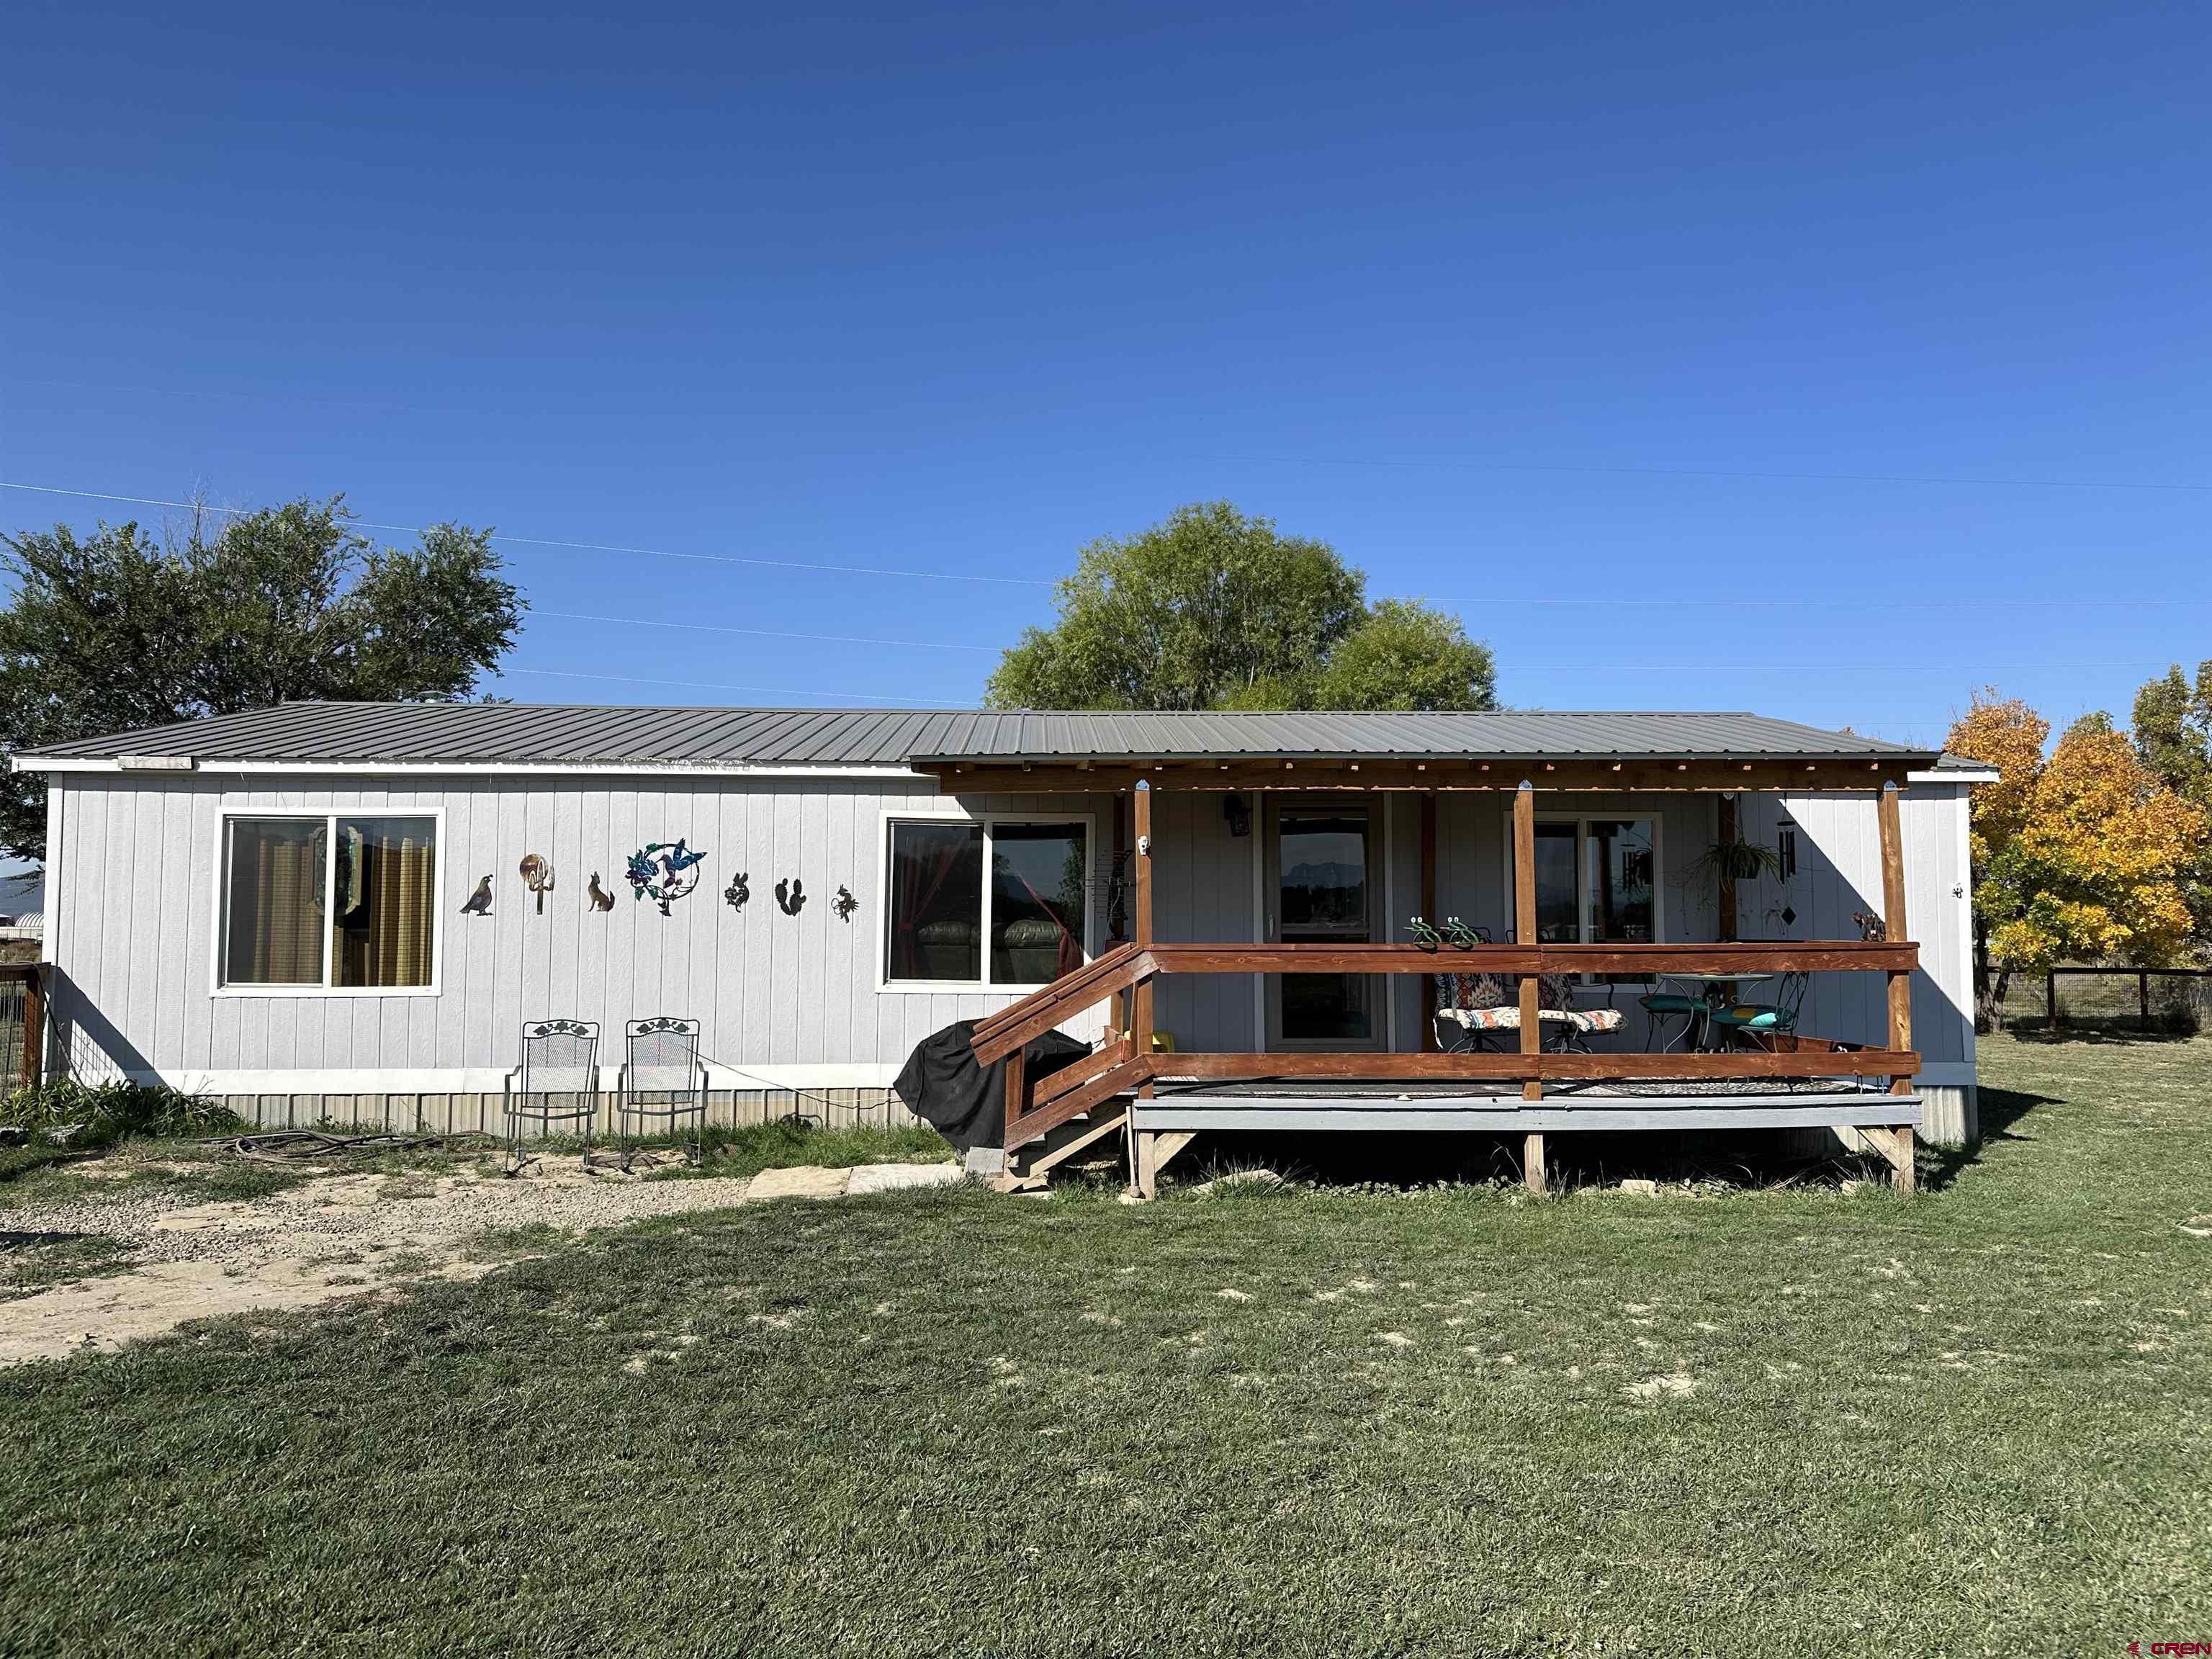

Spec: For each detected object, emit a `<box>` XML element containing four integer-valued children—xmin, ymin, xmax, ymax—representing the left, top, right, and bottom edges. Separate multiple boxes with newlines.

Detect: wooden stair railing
<box><xmin>971</xmin><ymin>940</ymin><xmax>1147</xmax><ymax>1066</ymax></box>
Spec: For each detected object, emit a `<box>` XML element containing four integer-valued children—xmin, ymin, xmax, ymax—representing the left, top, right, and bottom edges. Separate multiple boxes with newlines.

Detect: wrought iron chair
<box><xmin>1638</xmin><ymin>981</ymin><xmax>1707</xmax><ymax>1052</ymax></box>
<box><xmin>1709</xmin><ymin>972</ymin><xmax>1810</xmax><ymax>1048</ymax></box>
<box><xmin>502</xmin><ymin>1019</ymin><xmax>601</xmax><ymax>1176</ymax></box>
<box><xmin>1434</xmin><ymin>973</ymin><xmax>1624</xmax><ymax>1054</ymax></box>
<box><xmin>619</xmin><ymin>1016</ymin><xmax>709</xmax><ymax>1169</ymax></box>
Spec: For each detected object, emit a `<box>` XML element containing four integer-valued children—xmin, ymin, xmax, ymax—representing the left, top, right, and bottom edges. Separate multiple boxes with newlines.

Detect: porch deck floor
<box><xmin>1125</xmin><ymin>1075</ymin><xmax>1920</xmax><ymax>1133</ymax></box>
<box><xmin>1144</xmin><ymin>1076</ymin><xmax>1894</xmax><ymax>1100</ymax></box>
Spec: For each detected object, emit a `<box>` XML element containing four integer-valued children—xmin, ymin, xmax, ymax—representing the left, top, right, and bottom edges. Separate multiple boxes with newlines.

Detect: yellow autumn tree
<box><xmin>1947</xmin><ymin>698</ymin><xmax>2208</xmax><ymax>977</ymax></box>
<box><xmin>1946</xmin><ymin>692</ymin><xmax>2045</xmax><ymax>878</ymax></box>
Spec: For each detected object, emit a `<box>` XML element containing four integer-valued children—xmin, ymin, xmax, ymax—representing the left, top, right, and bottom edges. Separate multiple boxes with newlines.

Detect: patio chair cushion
<box><xmin>1439</xmin><ymin>1005</ymin><xmax>1623</xmax><ymax>1035</ymax></box>
<box><xmin>1714</xmin><ymin>1004</ymin><xmax>1788</xmax><ymax>1030</ymax></box>
<box><xmin>1638</xmin><ymin>992</ymin><xmax>1703</xmax><ymax>1012</ymax></box>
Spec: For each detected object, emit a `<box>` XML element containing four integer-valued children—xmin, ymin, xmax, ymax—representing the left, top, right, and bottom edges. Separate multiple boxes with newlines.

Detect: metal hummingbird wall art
<box><xmin>625</xmin><ymin>839</ymin><xmax>708</xmax><ymax>916</ymax></box>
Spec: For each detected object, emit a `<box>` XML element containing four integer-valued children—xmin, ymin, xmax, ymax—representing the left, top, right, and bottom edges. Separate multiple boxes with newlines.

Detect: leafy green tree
<box><xmin>986</xmin><ymin>502</ymin><xmax>1495</xmax><ymax>712</ymax></box>
<box><xmin>2132</xmin><ymin>661</ymin><xmax>2212</xmax><ymax>806</ymax></box>
<box><xmin>1310</xmin><ymin>598</ymin><xmax>1496</xmax><ymax>712</ymax></box>
<box><xmin>0</xmin><ymin>497</ymin><xmax>523</xmax><ymax>860</ymax></box>
<box><xmin>2131</xmin><ymin>660</ymin><xmax>2212</xmax><ymax>943</ymax></box>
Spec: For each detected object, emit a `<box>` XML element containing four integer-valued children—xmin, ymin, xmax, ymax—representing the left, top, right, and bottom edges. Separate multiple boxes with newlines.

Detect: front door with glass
<box><xmin>1264</xmin><ymin>800</ymin><xmax>1384</xmax><ymax>1050</ymax></box>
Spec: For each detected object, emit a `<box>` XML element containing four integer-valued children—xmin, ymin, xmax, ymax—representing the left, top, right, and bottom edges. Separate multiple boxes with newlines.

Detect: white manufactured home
<box><xmin>14</xmin><ymin>704</ymin><xmax>1992</xmax><ymax>1178</ymax></box>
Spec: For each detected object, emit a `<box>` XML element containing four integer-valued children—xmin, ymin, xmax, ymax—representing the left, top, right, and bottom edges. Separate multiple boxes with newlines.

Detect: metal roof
<box><xmin>17</xmin><ymin>702</ymin><xmax>1943</xmax><ymax>769</ymax></box>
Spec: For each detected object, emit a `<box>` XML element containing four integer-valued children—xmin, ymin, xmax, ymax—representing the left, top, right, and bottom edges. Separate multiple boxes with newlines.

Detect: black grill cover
<box><xmin>894</xmin><ymin>1020</ymin><xmax>1091</xmax><ymax>1153</ymax></box>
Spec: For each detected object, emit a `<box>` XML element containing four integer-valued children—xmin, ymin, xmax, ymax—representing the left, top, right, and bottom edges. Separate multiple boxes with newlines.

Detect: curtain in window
<box><xmin>889</xmin><ymin>822</ymin><xmax>982</xmax><ymax>981</ymax></box>
<box><xmin>374</xmin><ymin>827</ymin><xmax>434</xmax><ymax>986</ymax></box>
<box><xmin>335</xmin><ymin>818</ymin><xmax>436</xmax><ymax>988</ymax></box>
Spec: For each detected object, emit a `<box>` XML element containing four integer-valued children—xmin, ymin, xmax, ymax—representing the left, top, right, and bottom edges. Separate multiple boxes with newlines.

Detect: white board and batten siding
<box><xmin>43</xmin><ymin>775</ymin><xmax>1118</xmax><ymax>1131</ymax></box>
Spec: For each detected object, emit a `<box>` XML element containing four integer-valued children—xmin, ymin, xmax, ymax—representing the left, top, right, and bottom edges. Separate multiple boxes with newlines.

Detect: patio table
<box><xmin>1654</xmin><ymin>972</ymin><xmax>1778</xmax><ymax>1051</ymax></box>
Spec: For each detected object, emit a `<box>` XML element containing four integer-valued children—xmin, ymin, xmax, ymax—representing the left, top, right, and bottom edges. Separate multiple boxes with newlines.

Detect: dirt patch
<box><xmin>0</xmin><ymin>1157</ymin><xmax>957</xmax><ymax>1366</ymax></box>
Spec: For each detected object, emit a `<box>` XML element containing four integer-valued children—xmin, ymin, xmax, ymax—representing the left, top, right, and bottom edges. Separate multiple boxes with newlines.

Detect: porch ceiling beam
<box><xmin>917</xmin><ymin>760</ymin><xmax>1915</xmax><ymax>793</ymax></box>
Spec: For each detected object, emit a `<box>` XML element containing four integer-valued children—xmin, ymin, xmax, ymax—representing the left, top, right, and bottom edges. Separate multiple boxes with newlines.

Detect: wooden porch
<box><xmin>957</xmin><ymin>763</ymin><xmax>1924</xmax><ymax>1197</ymax></box>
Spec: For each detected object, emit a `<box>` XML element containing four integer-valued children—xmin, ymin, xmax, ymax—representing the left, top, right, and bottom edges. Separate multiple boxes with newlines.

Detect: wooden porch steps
<box><xmin>993</xmin><ymin>1097</ymin><xmax>1130</xmax><ymax>1192</ymax></box>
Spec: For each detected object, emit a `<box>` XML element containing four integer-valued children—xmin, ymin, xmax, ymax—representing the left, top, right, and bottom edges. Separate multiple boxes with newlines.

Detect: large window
<box><xmin>220</xmin><ymin>814</ymin><xmax>439</xmax><ymax>992</ymax></box>
<box><xmin>885</xmin><ymin>817</ymin><xmax>1089</xmax><ymax>988</ymax></box>
<box><xmin>1509</xmin><ymin>815</ymin><xmax>1660</xmax><ymax>959</ymax></box>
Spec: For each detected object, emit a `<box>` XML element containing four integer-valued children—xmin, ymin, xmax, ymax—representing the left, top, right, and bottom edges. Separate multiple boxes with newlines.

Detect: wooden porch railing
<box><xmin>989</xmin><ymin>938</ymin><xmax>1921</xmax><ymax>1156</ymax></box>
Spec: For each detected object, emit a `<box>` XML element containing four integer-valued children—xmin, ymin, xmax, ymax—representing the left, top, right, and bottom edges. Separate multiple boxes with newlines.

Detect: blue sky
<box><xmin>4</xmin><ymin>0</ymin><xmax>2208</xmax><ymax>749</ymax></box>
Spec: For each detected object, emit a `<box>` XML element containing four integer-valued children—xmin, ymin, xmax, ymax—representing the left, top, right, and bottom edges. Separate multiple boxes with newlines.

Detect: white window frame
<box><xmin>876</xmin><ymin>808</ymin><xmax>1097</xmax><ymax>994</ymax></box>
<box><xmin>210</xmin><ymin>806</ymin><xmax>446</xmax><ymax>997</ymax></box>
<box><xmin>1499</xmin><ymin>811</ymin><xmax>1665</xmax><ymax>977</ymax></box>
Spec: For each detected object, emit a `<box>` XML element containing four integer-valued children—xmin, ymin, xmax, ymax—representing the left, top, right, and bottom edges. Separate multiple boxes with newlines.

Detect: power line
<box><xmin>534</xmin><ymin>609</ymin><xmax>997</xmax><ymax>653</ymax></box>
<box><xmin>500</xmin><ymin>666</ymin><xmax>961</xmax><ymax>706</ymax></box>
<box><xmin>1198</xmin><ymin>451</ymin><xmax>2212</xmax><ymax>493</ymax></box>
<box><xmin>1396</xmin><ymin>592</ymin><xmax>2212</xmax><ymax>609</ymax></box>
<box><xmin>1504</xmin><ymin>661</ymin><xmax>2175</xmax><ymax>673</ymax></box>
<box><xmin>6</xmin><ymin>479</ymin><xmax>2205</xmax><ymax>612</ymax></box>
<box><xmin>0</xmin><ymin>482</ymin><xmax>1054</xmax><ymax>588</ymax></box>
<box><xmin>12</xmin><ymin>378</ymin><xmax>2212</xmax><ymax>493</ymax></box>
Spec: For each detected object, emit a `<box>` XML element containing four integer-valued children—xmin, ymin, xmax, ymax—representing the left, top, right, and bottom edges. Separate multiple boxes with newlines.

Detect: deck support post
<box><xmin>1514</xmin><ymin>782</ymin><xmax>1541</xmax><ymax>1102</ymax></box>
<box><xmin>1132</xmin><ymin>1128</ymin><xmax>1195</xmax><ymax>1199</ymax></box>
<box><xmin>1523</xmin><ymin>1131</ymin><xmax>1547</xmax><ymax>1195</ymax></box>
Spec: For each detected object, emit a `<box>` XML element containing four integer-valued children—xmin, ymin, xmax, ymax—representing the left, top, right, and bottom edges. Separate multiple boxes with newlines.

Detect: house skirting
<box><xmin>202</xmin><ymin>1087</ymin><xmax>912</xmax><ymax>1138</ymax></box>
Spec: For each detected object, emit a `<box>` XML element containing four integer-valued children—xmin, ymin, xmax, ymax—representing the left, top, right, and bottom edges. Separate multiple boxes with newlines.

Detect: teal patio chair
<box><xmin>1709</xmin><ymin>973</ymin><xmax>1809</xmax><ymax>1046</ymax></box>
<box><xmin>1638</xmin><ymin>983</ymin><xmax>1707</xmax><ymax>1051</ymax></box>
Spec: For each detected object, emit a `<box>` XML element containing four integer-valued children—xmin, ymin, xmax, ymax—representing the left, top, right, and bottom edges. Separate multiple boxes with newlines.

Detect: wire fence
<box><xmin>1981</xmin><ymin>965</ymin><xmax>2212</xmax><ymax>1035</ymax></box>
<box><xmin>0</xmin><ymin>975</ymin><xmax>25</xmax><ymax>1084</ymax></box>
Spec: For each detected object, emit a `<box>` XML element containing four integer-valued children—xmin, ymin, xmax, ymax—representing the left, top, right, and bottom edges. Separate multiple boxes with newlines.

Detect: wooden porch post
<box><xmin>1133</xmin><ymin>779</ymin><xmax>1155</xmax><ymax>1096</ymax></box>
<box><xmin>1420</xmin><ymin>792</ymin><xmax>1438</xmax><ymax>1053</ymax></box>
<box><xmin>1716</xmin><ymin>793</ymin><xmax>1739</xmax><ymax>943</ymax></box>
<box><xmin>1514</xmin><ymin>781</ymin><xmax>1544</xmax><ymax>1188</ymax></box>
<box><xmin>1128</xmin><ymin>779</ymin><xmax>1158</xmax><ymax>1191</ymax></box>
<box><xmin>1877</xmin><ymin>781</ymin><xmax>1916</xmax><ymax>1192</ymax></box>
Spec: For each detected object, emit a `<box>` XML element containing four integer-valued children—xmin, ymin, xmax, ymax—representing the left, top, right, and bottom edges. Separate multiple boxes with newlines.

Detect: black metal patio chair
<box><xmin>502</xmin><ymin>1018</ymin><xmax>601</xmax><ymax>1176</ymax></box>
<box><xmin>619</xmin><ymin>1015</ymin><xmax>709</xmax><ymax>1169</ymax></box>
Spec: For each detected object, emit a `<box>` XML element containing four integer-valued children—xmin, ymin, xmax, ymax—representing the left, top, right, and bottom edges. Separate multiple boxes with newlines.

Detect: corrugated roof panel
<box><xmin>19</xmin><ymin>702</ymin><xmax>1943</xmax><ymax>768</ymax></box>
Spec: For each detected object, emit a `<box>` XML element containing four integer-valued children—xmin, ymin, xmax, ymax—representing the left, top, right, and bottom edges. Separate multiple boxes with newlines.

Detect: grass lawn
<box><xmin>2</xmin><ymin>1036</ymin><xmax>2207</xmax><ymax>1657</ymax></box>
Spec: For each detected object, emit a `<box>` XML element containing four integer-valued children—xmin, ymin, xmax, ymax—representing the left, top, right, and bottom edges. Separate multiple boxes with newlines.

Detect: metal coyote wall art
<box><xmin>625</xmin><ymin>839</ymin><xmax>708</xmax><ymax>916</ymax></box>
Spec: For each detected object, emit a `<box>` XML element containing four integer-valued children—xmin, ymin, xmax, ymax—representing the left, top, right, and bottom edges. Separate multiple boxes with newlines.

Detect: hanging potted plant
<box><xmin>1686</xmin><ymin>831</ymin><xmax>1784</xmax><ymax>943</ymax></box>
